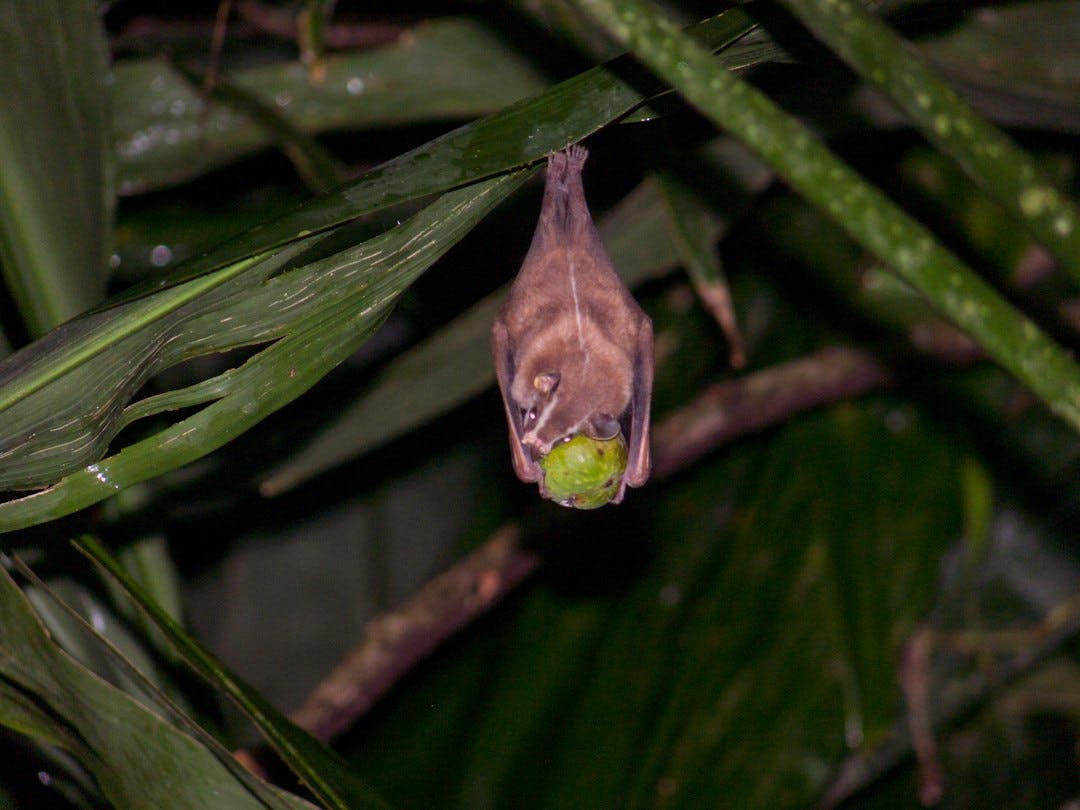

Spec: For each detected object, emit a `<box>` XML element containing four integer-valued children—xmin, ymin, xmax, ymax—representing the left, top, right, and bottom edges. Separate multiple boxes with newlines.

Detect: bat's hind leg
<box><xmin>543</xmin><ymin>145</ymin><xmax>591</xmax><ymax>235</ymax></box>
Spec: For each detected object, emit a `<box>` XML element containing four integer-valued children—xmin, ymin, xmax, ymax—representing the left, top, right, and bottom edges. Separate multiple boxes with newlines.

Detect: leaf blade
<box><xmin>0</xmin><ymin>0</ymin><xmax>113</xmax><ymax>334</ymax></box>
<box><xmin>74</xmin><ymin>536</ymin><xmax>390</xmax><ymax>810</ymax></box>
<box><xmin>0</xmin><ymin>558</ymin><xmax>317</xmax><ymax>810</ymax></box>
<box><xmin>110</xmin><ymin>8</ymin><xmax>765</xmax><ymax>302</ymax></box>
<box><xmin>0</xmin><ymin>171</ymin><xmax>532</xmax><ymax>530</ymax></box>
<box><xmin>573</xmin><ymin>0</ymin><xmax>1080</xmax><ymax>432</ymax></box>
<box><xmin>778</xmin><ymin>0</ymin><xmax>1080</xmax><ymax>284</ymax></box>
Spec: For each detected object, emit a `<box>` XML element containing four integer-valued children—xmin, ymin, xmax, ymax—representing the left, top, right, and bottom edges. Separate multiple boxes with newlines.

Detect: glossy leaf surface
<box><xmin>0</xmin><ymin>172</ymin><xmax>532</xmax><ymax>530</ymax></box>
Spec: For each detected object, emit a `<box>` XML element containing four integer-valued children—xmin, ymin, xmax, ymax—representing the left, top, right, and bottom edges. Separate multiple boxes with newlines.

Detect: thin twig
<box><xmin>899</xmin><ymin>629</ymin><xmax>944</xmax><ymax>806</ymax></box>
<box><xmin>114</xmin><ymin>6</ymin><xmax>406</xmax><ymax>52</ymax></box>
<box><xmin>824</xmin><ymin>590</ymin><xmax>1080</xmax><ymax>808</ymax></box>
<box><xmin>652</xmin><ymin>345</ymin><xmax>892</xmax><ymax>478</ymax></box>
<box><xmin>202</xmin><ymin>0</ymin><xmax>234</xmax><ymax>95</ymax></box>
<box><xmin>289</xmin><ymin>525</ymin><xmax>540</xmax><ymax>742</ymax></box>
<box><xmin>236</xmin><ymin>1</ymin><xmax>405</xmax><ymax>50</ymax></box>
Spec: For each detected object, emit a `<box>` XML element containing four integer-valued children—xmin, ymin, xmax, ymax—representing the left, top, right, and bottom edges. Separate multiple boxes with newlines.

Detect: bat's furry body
<box><xmin>492</xmin><ymin>146</ymin><xmax>653</xmax><ymax>502</ymax></box>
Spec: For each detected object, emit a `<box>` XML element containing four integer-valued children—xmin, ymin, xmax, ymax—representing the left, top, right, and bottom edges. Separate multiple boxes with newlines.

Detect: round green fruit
<box><xmin>539</xmin><ymin>432</ymin><xmax>628</xmax><ymax>509</ymax></box>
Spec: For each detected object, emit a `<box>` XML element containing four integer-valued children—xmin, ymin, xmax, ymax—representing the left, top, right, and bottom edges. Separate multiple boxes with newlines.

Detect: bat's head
<box><xmin>513</xmin><ymin>353</ymin><xmax>630</xmax><ymax>461</ymax></box>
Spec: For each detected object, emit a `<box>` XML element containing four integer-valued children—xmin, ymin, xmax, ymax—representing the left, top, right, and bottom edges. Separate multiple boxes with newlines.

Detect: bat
<box><xmin>491</xmin><ymin>145</ymin><xmax>653</xmax><ymax>505</ymax></box>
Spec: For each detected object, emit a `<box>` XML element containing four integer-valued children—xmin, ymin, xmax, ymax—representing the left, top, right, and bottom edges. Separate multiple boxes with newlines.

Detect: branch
<box><xmin>114</xmin><ymin>6</ymin><xmax>406</xmax><ymax>52</ymax></box>
<box><xmin>289</xmin><ymin>525</ymin><xmax>540</xmax><ymax>742</ymax></box>
<box><xmin>652</xmin><ymin>345</ymin><xmax>891</xmax><ymax>477</ymax></box>
<box><xmin>236</xmin><ymin>1</ymin><xmax>406</xmax><ymax>50</ymax></box>
<box><xmin>824</xmin><ymin>590</ymin><xmax>1080</xmax><ymax>807</ymax></box>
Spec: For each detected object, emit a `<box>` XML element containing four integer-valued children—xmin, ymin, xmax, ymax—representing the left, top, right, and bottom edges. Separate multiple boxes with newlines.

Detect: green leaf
<box><xmin>572</xmin><ymin>0</ymin><xmax>1080</xmax><ymax>433</ymax></box>
<box><xmin>0</xmin><ymin>0</ymin><xmax>113</xmax><ymax>334</ymax></box>
<box><xmin>655</xmin><ymin>170</ymin><xmax>744</xmax><ymax>367</ymax></box>
<box><xmin>0</xmin><ymin>559</ymin><xmax>318</xmax><ymax>810</ymax></box>
<box><xmin>919</xmin><ymin>1</ymin><xmax>1080</xmax><ymax>133</ymax></box>
<box><xmin>0</xmin><ymin>244</ymin><xmax>312</xmax><ymax>489</ymax></box>
<box><xmin>24</xmin><ymin>577</ymin><xmax>180</xmax><ymax>707</ymax></box>
<box><xmin>113</xmin><ymin>19</ymin><xmax>550</xmax><ymax>195</ymax></box>
<box><xmin>110</xmin><ymin>7</ymin><xmax>766</xmax><ymax>301</ymax></box>
<box><xmin>0</xmin><ymin>677</ymin><xmax>78</xmax><ymax>752</ymax></box>
<box><xmin>777</xmin><ymin>0</ymin><xmax>1080</xmax><ymax>285</ymax></box>
<box><xmin>75</xmin><ymin>536</ymin><xmax>390</xmax><ymax>810</ymax></box>
<box><xmin>192</xmin><ymin>66</ymin><xmax>347</xmax><ymax>194</ymax></box>
<box><xmin>0</xmin><ymin>172</ymin><xmax>532</xmax><ymax>531</ymax></box>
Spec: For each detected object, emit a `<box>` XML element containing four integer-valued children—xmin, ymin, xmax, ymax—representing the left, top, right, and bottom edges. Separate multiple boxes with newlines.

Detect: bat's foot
<box><xmin>563</xmin><ymin>144</ymin><xmax>588</xmax><ymax>171</ymax></box>
<box><xmin>548</xmin><ymin>144</ymin><xmax>588</xmax><ymax>178</ymax></box>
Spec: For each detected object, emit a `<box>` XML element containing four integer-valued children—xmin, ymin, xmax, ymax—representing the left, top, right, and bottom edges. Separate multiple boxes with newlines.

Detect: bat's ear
<box><xmin>533</xmin><ymin>371</ymin><xmax>560</xmax><ymax>396</ymax></box>
<box><xmin>587</xmin><ymin>413</ymin><xmax>621</xmax><ymax>440</ymax></box>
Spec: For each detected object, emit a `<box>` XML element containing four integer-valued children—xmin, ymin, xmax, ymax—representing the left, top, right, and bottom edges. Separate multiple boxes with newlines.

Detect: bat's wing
<box><xmin>491</xmin><ymin>319</ymin><xmax>542</xmax><ymax>484</ymax></box>
<box><xmin>622</xmin><ymin>317</ymin><xmax>654</xmax><ymax>493</ymax></box>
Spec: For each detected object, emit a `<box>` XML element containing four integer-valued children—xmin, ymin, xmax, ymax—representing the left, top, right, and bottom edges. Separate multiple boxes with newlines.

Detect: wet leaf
<box><xmin>110</xmin><ymin>7</ymin><xmax>767</xmax><ymax>300</ymax></box>
<box><xmin>113</xmin><ymin>19</ymin><xmax>549</xmax><ymax>195</ymax></box>
<box><xmin>0</xmin><ymin>171</ymin><xmax>532</xmax><ymax>530</ymax></box>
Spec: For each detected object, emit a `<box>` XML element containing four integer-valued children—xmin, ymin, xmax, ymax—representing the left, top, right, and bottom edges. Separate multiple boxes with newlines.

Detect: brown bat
<box><xmin>491</xmin><ymin>145</ymin><xmax>653</xmax><ymax>503</ymax></box>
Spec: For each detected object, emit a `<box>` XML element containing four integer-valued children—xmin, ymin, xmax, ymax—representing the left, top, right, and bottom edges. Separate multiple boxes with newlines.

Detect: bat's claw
<box><xmin>548</xmin><ymin>144</ymin><xmax>588</xmax><ymax>178</ymax></box>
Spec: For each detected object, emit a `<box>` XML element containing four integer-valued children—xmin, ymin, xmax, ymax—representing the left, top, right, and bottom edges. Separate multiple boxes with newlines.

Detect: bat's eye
<box><xmin>524</xmin><ymin>407</ymin><xmax>538</xmax><ymax>427</ymax></box>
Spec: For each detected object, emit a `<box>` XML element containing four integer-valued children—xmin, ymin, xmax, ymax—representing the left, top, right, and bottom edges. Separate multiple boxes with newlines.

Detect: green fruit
<box><xmin>539</xmin><ymin>432</ymin><xmax>628</xmax><ymax>509</ymax></box>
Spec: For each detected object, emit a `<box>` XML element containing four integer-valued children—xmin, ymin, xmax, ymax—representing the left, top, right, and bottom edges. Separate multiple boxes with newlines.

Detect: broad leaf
<box><xmin>114</xmin><ymin>19</ymin><xmax>550</xmax><ymax>195</ymax></box>
<box><xmin>108</xmin><ymin>7</ymin><xmax>768</xmax><ymax>300</ymax></box>
<box><xmin>76</xmin><ymin>536</ymin><xmax>390</xmax><ymax>810</ymax></box>
<box><xmin>0</xmin><ymin>172</ymin><xmax>532</xmax><ymax>531</ymax></box>
<box><xmin>0</xmin><ymin>560</ymin><xmax>318</xmax><ymax>810</ymax></box>
<box><xmin>921</xmin><ymin>1</ymin><xmax>1080</xmax><ymax>133</ymax></box>
<box><xmin>0</xmin><ymin>0</ymin><xmax>113</xmax><ymax>334</ymax></box>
